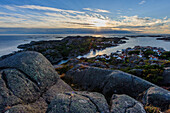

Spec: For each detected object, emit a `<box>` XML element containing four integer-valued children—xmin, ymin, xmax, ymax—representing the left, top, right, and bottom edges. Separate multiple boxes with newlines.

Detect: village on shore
<box><xmin>95</xmin><ymin>46</ymin><xmax>166</xmax><ymax>62</ymax></box>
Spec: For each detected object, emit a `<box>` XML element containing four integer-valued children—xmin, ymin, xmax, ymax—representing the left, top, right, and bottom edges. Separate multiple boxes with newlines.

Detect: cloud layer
<box><xmin>139</xmin><ymin>0</ymin><xmax>146</xmax><ymax>5</ymax></box>
<box><xmin>0</xmin><ymin>5</ymin><xmax>170</xmax><ymax>34</ymax></box>
<box><xmin>83</xmin><ymin>8</ymin><xmax>110</xmax><ymax>13</ymax></box>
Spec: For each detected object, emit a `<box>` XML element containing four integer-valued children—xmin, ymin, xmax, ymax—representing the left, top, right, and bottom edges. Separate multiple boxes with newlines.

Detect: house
<box><xmin>117</xmin><ymin>56</ymin><xmax>125</xmax><ymax>60</ymax></box>
<box><xmin>138</xmin><ymin>54</ymin><xmax>143</xmax><ymax>58</ymax></box>
<box><xmin>149</xmin><ymin>55</ymin><xmax>158</xmax><ymax>61</ymax></box>
<box><xmin>113</xmin><ymin>55</ymin><xmax>118</xmax><ymax>58</ymax></box>
<box><xmin>105</xmin><ymin>56</ymin><xmax>111</xmax><ymax>60</ymax></box>
<box><xmin>157</xmin><ymin>50</ymin><xmax>162</xmax><ymax>56</ymax></box>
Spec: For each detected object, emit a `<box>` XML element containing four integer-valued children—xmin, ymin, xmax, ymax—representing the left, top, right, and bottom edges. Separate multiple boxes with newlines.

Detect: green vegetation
<box><xmin>143</xmin><ymin>50</ymin><xmax>156</xmax><ymax>58</ymax></box>
<box><xmin>144</xmin><ymin>106</ymin><xmax>161</xmax><ymax>113</ymax></box>
<box><xmin>122</xmin><ymin>64</ymin><xmax>164</xmax><ymax>85</ymax></box>
<box><xmin>55</xmin><ymin>65</ymin><xmax>74</xmax><ymax>75</ymax></box>
<box><xmin>128</xmin><ymin>50</ymin><xmax>140</xmax><ymax>55</ymax></box>
<box><xmin>160</xmin><ymin>51</ymin><xmax>170</xmax><ymax>60</ymax></box>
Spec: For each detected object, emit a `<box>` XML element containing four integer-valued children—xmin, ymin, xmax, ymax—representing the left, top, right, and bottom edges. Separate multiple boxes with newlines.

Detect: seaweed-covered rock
<box><xmin>110</xmin><ymin>94</ymin><xmax>146</xmax><ymax>113</ymax></box>
<box><xmin>47</xmin><ymin>91</ymin><xmax>110</xmax><ymax>113</ymax></box>
<box><xmin>143</xmin><ymin>87</ymin><xmax>170</xmax><ymax>110</ymax></box>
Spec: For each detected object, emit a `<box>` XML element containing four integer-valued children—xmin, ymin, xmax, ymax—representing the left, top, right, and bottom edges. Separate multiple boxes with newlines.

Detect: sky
<box><xmin>0</xmin><ymin>0</ymin><xmax>170</xmax><ymax>34</ymax></box>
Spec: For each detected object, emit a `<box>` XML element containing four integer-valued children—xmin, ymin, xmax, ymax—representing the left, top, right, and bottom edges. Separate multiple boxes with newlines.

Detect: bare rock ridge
<box><xmin>0</xmin><ymin>51</ymin><xmax>169</xmax><ymax>113</ymax></box>
<box><xmin>65</xmin><ymin>64</ymin><xmax>170</xmax><ymax>111</ymax></box>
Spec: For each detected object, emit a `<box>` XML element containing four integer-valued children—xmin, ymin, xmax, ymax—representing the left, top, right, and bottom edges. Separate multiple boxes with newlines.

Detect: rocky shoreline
<box><xmin>0</xmin><ymin>35</ymin><xmax>169</xmax><ymax>112</ymax></box>
<box><xmin>0</xmin><ymin>51</ymin><xmax>169</xmax><ymax>113</ymax></box>
<box><xmin>157</xmin><ymin>37</ymin><xmax>170</xmax><ymax>41</ymax></box>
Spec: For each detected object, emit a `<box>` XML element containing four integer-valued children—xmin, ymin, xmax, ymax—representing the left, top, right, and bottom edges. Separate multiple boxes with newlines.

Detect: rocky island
<box><xmin>17</xmin><ymin>36</ymin><xmax>128</xmax><ymax>64</ymax></box>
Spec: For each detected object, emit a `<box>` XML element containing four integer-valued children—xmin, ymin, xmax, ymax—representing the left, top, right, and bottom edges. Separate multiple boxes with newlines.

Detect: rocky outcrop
<box><xmin>65</xmin><ymin>64</ymin><xmax>170</xmax><ymax>111</ymax></box>
<box><xmin>110</xmin><ymin>94</ymin><xmax>146</xmax><ymax>113</ymax></box>
<box><xmin>65</xmin><ymin>64</ymin><xmax>156</xmax><ymax>99</ymax></box>
<box><xmin>47</xmin><ymin>91</ymin><xmax>110</xmax><ymax>113</ymax></box>
<box><xmin>17</xmin><ymin>36</ymin><xmax>127</xmax><ymax>64</ymax></box>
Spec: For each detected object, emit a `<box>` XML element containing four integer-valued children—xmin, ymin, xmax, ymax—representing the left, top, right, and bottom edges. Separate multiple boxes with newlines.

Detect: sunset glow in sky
<box><xmin>0</xmin><ymin>0</ymin><xmax>170</xmax><ymax>34</ymax></box>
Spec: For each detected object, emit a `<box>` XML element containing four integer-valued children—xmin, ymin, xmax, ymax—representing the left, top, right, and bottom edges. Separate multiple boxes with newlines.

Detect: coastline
<box><xmin>1</xmin><ymin>34</ymin><xmax>170</xmax><ymax>63</ymax></box>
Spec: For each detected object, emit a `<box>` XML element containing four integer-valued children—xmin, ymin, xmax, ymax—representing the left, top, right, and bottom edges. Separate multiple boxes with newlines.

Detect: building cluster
<box><xmin>95</xmin><ymin>46</ymin><xmax>166</xmax><ymax>61</ymax></box>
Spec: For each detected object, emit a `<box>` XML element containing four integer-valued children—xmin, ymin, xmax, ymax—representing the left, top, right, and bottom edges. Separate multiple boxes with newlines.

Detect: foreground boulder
<box><xmin>47</xmin><ymin>91</ymin><xmax>110</xmax><ymax>113</ymax></box>
<box><xmin>111</xmin><ymin>94</ymin><xmax>146</xmax><ymax>113</ymax></box>
<box><xmin>0</xmin><ymin>51</ymin><xmax>61</xmax><ymax>112</ymax></box>
<box><xmin>0</xmin><ymin>51</ymin><xmax>59</xmax><ymax>91</ymax></box>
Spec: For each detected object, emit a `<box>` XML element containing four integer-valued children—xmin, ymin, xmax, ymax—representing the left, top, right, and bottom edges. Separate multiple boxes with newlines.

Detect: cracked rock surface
<box><xmin>43</xmin><ymin>79</ymin><xmax>73</xmax><ymax>103</ymax></box>
<box><xmin>110</xmin><ymin>94</ymin><xmax>146</xmax><ymax>113</ymax></box>
<box><xmin>47</xmin><ymin>91</ymin><xmax>110</xmax><ymax>113</ymax></box>
<box><xmin>0</xmin><ymin>51</ymin><xmax>59</xmax><ymax>91</ymax></box>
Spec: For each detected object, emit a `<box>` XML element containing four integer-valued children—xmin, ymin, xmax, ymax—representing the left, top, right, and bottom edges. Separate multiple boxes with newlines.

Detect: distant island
<box><xmin>157</xmin><ymin>37</ymin><xmax>170</xmax><ymax>41</ymax></box>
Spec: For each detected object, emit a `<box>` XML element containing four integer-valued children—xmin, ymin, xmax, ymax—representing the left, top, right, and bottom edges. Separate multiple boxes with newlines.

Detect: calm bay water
<box><xmin>0</xmin><ymin>34</ymin><xmax>170</xmax><ymax>58</ymax></box>
<box><xmin>79</xmin><ymin>36</ymin><xmax>170</xmax><ymax>58</ymax></box>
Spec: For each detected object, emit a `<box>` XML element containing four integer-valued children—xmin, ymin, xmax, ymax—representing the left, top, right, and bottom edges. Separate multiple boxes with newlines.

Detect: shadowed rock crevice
<box><xmin>124</xmin><ymin>102</ymin><xmax>136</xmax><ymax>113</ymax></box>
<box><xmin>0</xmin><ymin>69</ymin><xmax>41</xmax><ymax>103</ymax></box>
<box><xmin>75</xmin><ymin>93</ymin><xmax>100</xmax><ymax>112</ymax></box>
<box><xmin>1</xmin><ymin>71</ymin><xmax>13</xmax><ymax>95</ymax></box>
